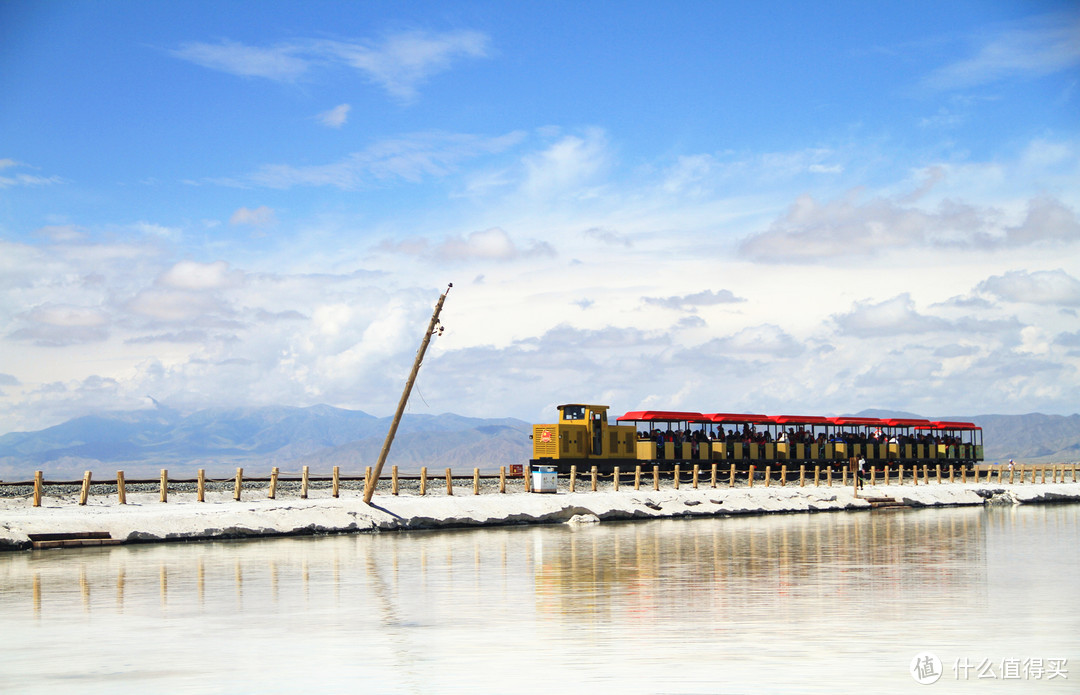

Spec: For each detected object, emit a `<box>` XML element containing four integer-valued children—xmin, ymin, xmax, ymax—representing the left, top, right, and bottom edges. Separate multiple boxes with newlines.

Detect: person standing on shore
<box><xmin>857</xmin><ymin>455</ymin><xmax>866</xmax><ymax>489</ymax></box>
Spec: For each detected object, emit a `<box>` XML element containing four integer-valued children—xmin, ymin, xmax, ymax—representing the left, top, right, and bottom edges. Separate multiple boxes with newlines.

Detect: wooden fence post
<box><xmin>570</xmin><ymin>465</ymin><xmax>577</xmax><ymax>493</ymax></box>
<box><xmin>635</xmin><ymin>465</ymin><xmax>642</xmax><ymax>490</ymax></box>
<box><xmin>420</xmin><ymin>467</ymin><xmax>427</xmax><ymax>496</ymax></box>
<box><xmin>160</xmin><ymin>469</ymin><xmax>168</xmax><ymax>503</ymax></box>
<box><xmin>332</xmin><ymin>466</ymin><xmax>339</xmax><ymax>498</ymax></box>
<box><xmin>392</xmin><ymin>465</ymin><xmax>399</xmax><ymax>496</ymax></box>
<box><xmin>473</xmin><ymin>468</ymin><xmax>480</xmax><ymax>495</ymax></box>
<box><xmin>764</xmin><ymin>466</ymin><xmax>771</xmax><ymax>487</ymax></box>
<box><xmin>674</xmin><ymin>464</ymin><xmax>681</xmax><ymax>490</ymax></box>
<box><xmin>693</xmin><ymin>464</ymin><xmax>700</xmax><ymax>489</ymax></box>
<box><xmin>729</xmin><ymin>464</ymin><xmax>735</xmax><ymax>488</ymax></box>
<box><xmin>949</xmin><ymin>465</ymin><xmax>954</xmax><ymax>484</ymax></box>
<box><xmin>79</xmin><ymin>470</ymin><xmax>92</xmax><ymax>506</ymax></box>
<box><xmin>499</xmin><ymin>466</ymin><xmax>506</xmax><ymax>494</ymax></box>
<box><xmin>591</xmin><ymin>466</ymin><xmax>598</xmax><ymax>492</ymax></box>
<box><xmin>923</xmin><ymin>464</ymin><xmax>930</xmax><ymax>485</ymax></box>
<box><xmin>814</xmin><ymin>465</ymin><xmax>821</xmax><ymax>487</ymax></box>
<box><xmin>882</xmin><ymin>466</ymin><xmax>888</xmax><ymax>486</ymax></box>
<box><xmin>868</xmin><ymin>467</ymin><xmax>874</xmax><ymax>487</ymax></box>
<box><xmin>196</xmin><ymin>469</ymin><xmax>204</xmax><ymax>503</ymax></box>
<box><xmin>827</xmin><ymin>465</ymin><xmax>833</xmax><ymax>487</ymax></box>
<box><xmin>301</xmin><ymin>465</ymin><xmax>309</xmax><ymax>499</ymax></box>
<box><xmin>118</xmin><ymin>470</ymin><xmax>128</xmax><ymax>504</ymax></box>
<box><xmin>799</xmin><ymin>464</ymin><xmax>805</xmax><ymax>487</ymax></box>
<box><xmin>711</xmin><ymin>463</ymin><xmax>717</xmax><ymax>488</ymax></box>
<box><xmin>234</xmin><ymin>468</ymin><xmax>243</xmax><ymax>501</ymax></box>
<box><xmin>748</xmin><ymin>465</ymin><xmax>755</xmax><ymax>488</ymax></box>
<box><xmin>654</xmin><ymin>465</ymin><xmax>661</xmax><ymax>491</ymax></box>
<box><xmin>614</xmin><ymin>466</ymin><xmax>620</xmax><ymax>492</ymax></box>
<box><xmin>444</xmin><ymin>467</ymin><xmax>454</xmax><ymax>495</ymax></box>
<box><xmin>33</xmin><ymin>470</ymin><xmax>43</xmax><ymax>507</ymax></box>
<box><xmin>842</xmin><ymin>466</ymin><xmax>847</xmax><ymax>487</ymax></box>
<box><xmin>780</xmin><ymin>464</ymin><xmax>787</xmax><ymax>487</ymax></box>
<box><xmin>365</xmin><ymin>466</ymin><xmax>373</xmax><ymax>496</ymax></box>
<box><xmin>269</xmin><ymin>467</ymin><xmax>279</xmax><ymax>499</ymax></box>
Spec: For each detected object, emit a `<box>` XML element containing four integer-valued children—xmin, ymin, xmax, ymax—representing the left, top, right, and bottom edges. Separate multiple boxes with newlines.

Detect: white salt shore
<box><xmin>3</xmin><ymin>482</ymin><xmax>1080</xmax><ymax>551</ymax></box>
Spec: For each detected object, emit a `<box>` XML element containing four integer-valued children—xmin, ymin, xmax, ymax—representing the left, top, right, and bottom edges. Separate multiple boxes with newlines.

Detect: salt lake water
<box><xmin>1</xmin><ymin>503</ymin><xmax>1077</xmax><ymax>694</ymax></box>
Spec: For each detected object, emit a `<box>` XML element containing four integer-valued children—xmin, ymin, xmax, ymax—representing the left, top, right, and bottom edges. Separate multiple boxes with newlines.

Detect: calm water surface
<box><xmin>1</xmin><ymin>504</ymin><xmax>1077</xmax><ymax>694</ymax></box>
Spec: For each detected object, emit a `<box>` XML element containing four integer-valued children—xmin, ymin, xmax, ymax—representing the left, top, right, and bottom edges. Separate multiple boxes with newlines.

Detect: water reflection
<box><xmin>1</xmin><ymin>505</ymin><xmax>1077</xmax><ymax>694</ymax></box>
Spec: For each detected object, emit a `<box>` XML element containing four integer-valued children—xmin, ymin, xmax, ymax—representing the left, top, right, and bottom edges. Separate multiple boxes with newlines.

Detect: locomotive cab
<box><xmin>530</xmin><ymin>404</ymin><xmax>637</xmax><ymax>471</ymax></box>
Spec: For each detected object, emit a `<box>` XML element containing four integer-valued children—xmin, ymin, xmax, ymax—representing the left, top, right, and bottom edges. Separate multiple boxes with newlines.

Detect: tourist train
<box><xmin>529</xmin><ymin>404</ymin><xmax>983</xmax><ymax>474</ymax></box>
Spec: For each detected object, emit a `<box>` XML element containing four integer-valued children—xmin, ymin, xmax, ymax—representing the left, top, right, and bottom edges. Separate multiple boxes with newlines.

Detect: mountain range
<box><xmin>0</xmin><ymin>405</ymin><xmax>1077</xmax><ymax>481</ymax></box>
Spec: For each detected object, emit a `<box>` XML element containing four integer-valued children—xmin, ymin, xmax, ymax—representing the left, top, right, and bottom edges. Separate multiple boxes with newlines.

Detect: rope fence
<box><xmin>5</xmin><ymin>461</ymin><xmax>1077</xmax><ymax>507</ymax></box>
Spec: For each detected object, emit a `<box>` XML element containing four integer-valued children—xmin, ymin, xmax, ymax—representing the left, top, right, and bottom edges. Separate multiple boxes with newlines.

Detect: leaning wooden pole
<box><xmin>363</xmin><ymin>284</ymin><xmax>451</xmax><ymax>504</ymax></box>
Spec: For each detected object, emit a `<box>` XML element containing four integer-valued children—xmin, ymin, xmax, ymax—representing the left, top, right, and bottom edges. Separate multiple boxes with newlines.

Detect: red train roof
<box><xmin>705</xmin><ymin>413</ymin><xmax>772</xmax><ymax>424</ymax></box>
<box><xmin>770</xmin><ymin>415</ymin><xmax>832</xmax><ymax>425</ymax></box>
<box><xmin>616</xmin><ymin>410</ymin><xmax>706</xmax><ymax>422</ymax></box>
<box><xmin>883</xmin><ymin>418</ymin><xmax>933</xmax><ymax>427</ymax></box>
<box><xmin>827</xmin><ymin>416</ymin><xmax>886</xmax><ymax>426</ymax></box>
<box><xmin>916</xmin><ymin>420</ymin><xmax>981</xmax><ymax>430</ymax></box>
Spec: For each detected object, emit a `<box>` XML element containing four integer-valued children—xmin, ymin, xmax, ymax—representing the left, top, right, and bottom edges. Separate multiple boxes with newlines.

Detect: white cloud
<box><xmin>132</xmin><ymin>221</ymin><xmax>182</xmax><ymax>241</ymax></box>
<box><xmin>157</xmin><ymin>260</ymin><xmax>242</xmax><ymax>291</ymax></box>
<box><xmin>1004</xmin><ymin>197</ymin><xmax>1080</xmax><ymax>245</ymax></box>
<box><xmin>33</xmin><ymin>225</ymin><xmax>84</xmax><ymax>242</ymax></box>
<box><xmin>739</xmin><ymin>185</ymin><xmax>1079</xmax><ymax>263</ymax></box>
<box><xmin>380</xmin><ymin>227</ymin><xmax>556</xmax><ymax>262</ymax></box>
<box><xmin>707</xmin><ymin>324</ymin><xmax>805</xmax><ymax>358</ymax></box>
<box><xmin>216</xmin><ymin>130</ymin><xmax>525</xmax><ymax>190</ymax></box>
<box><xmin>520</xmin><ymin>129</ymin><xmax>610</xmax><ymax>199</ymax></box>
<box><xmin>170</xmin><ymin>40</ymin><xmax>310</xmax><ymax>81</ymax></box>
<box><xmin>8</xmin><ymin>304</ymin><xmax>110</xmax><ymax>346</ymax></box>
<box><xmin>978</xmin><ymin>269</ymin><xmax>1080</xmax><ymax>307</ymax></box>
<box><xmin>125</xmin><ymin>288</ymin><xmax>233</xmax><ymax>323</ymax></box>
<box><xmin>642</xmin><ymin>289</ymin><xmax>745</xmax><ymax>310</ymax></box>
<box><xmin>317</xmin><ymin>103</ymin><xmax>351</xmax><ymax>128</ymax></box>
<box><xmin>923</xmin><ymin>13</ymin><xmax>1080</xmax><ymax>90</ymax></box>
<box><xmin>171</xmin><ymin>30</ymin><xmax>490</xmax><ymax>100</ymax></box>
<box><xmin>833</xmin><ymin>294</ymin><xmax>952</xmax><ymax>337</ymax></box>
<box><xmin>318</xmin><ymin>31</ymin><xmax>490</xmax><ymax>101</ymax></box>
<box><xmin>0</xmin><ymin>159</ymin><xmax>63</xmax><ymax>188</ymax></box>
<box><xmin>229</xmin><ymin>206</ymin><xmax>277</xmax><ymax>227</ymax></box>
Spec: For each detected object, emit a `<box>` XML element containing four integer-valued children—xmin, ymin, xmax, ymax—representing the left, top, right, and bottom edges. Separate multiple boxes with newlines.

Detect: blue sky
<box><xmin>1</xmin><ymin>0</ymin><xmax>1079</xmax><ymax>435</ymax></box>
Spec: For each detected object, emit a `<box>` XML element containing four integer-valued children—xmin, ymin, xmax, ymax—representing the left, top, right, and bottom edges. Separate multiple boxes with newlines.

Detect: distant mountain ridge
<box><xmin>0</xmin><ymin>405</ymin><xmax>532</xmax><ymax>480</ymax></box>
<box><xmin>0</xmin><ymin>405</ymin><xmax>1077</xmax><ymax>480</ymax></box>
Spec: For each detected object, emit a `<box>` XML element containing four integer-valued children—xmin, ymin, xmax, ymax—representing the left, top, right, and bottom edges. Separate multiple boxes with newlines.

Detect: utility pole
<box><xmin>363</xmin><ymin>284</ymin><xmax>451</xmax><ymax>504</ymax></box>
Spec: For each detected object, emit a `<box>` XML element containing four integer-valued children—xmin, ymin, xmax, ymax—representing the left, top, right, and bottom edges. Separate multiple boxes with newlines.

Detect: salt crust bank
<box><xmin>3</xmin><ymin>484</ymin><xmax>1080</xmax><ymax>551</ymax></box>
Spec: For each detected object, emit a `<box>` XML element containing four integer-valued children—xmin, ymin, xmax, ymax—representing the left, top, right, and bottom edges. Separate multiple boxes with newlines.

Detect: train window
<box><xmin>563</xmin><ymin>405</ymin><xmax>585</xmax><ymax>420</ymax></box>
